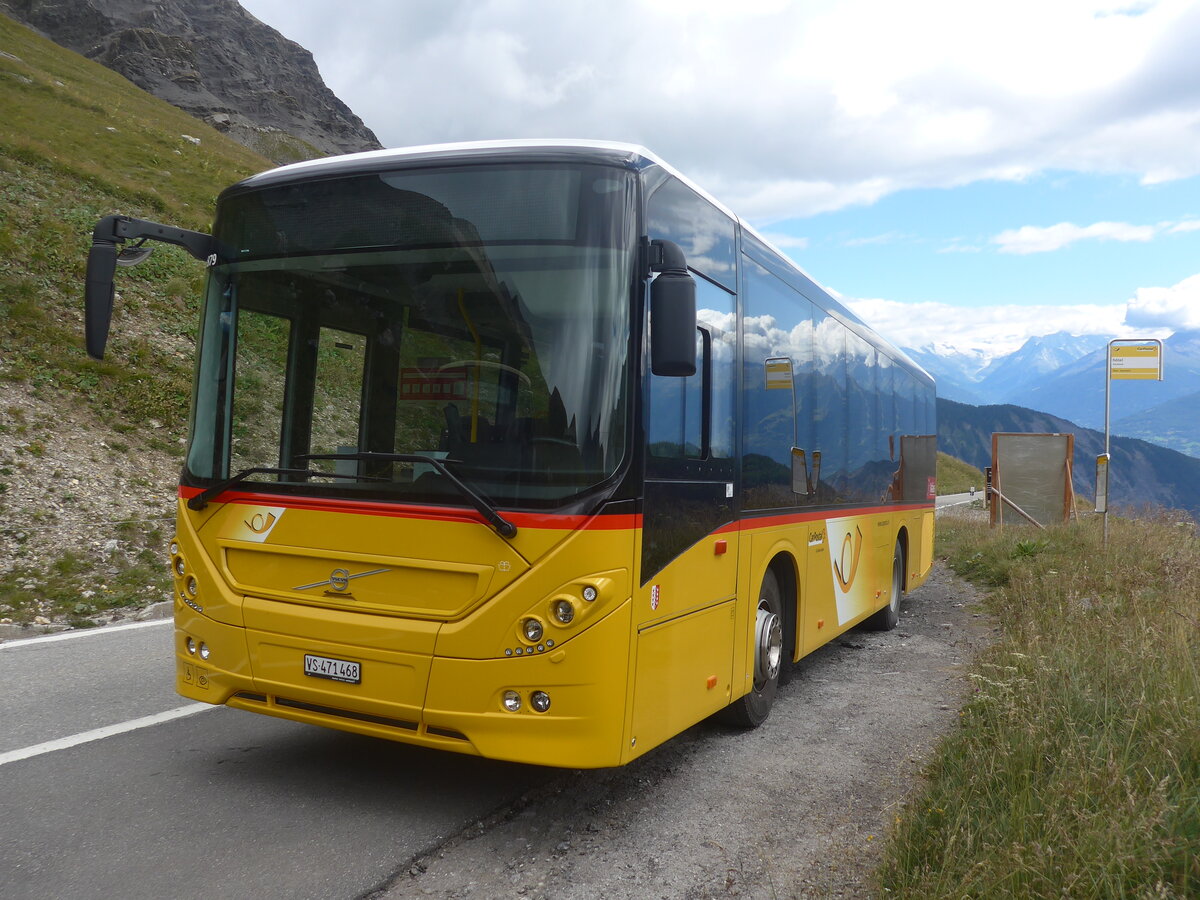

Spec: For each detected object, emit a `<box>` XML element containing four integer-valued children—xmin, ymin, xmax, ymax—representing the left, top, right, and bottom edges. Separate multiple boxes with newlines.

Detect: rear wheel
<box><xmin>718</xmin><ymin>569</ymin><xmax>783</xmax><ymax>727</ymax></box>
<box><xmin>865</xmin><ymin>540</ymin><xmax>904</xmax><ymax>631</ymax></box>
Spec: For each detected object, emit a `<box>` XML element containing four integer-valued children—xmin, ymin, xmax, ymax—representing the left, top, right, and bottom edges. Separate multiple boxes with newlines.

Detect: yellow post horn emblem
<box><xmin>833</xmin><ymin>526</ymin><xmax>863</xmax><ymax>592</ymax></box>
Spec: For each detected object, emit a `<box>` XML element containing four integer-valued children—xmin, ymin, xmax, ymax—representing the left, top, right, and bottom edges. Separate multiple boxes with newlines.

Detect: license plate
<box><xmin>303</xmin><ymin>653</ymin><xmax>361</xmax><ymax>684</ymax></box>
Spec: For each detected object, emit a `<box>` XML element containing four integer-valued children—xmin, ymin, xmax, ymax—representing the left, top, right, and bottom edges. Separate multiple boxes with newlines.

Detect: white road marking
<box><xmin>0</xmin><ymin>703</ymin><xmax>214</xmax><ymax>767</ymax></box>
<box><xmin>0</xmin><ymin>618</ymin><xmax>172</xmax><ymax>650</ymax></box>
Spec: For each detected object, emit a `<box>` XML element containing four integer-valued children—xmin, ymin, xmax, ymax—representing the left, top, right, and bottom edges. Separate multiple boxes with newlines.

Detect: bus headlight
<box><xmin>186</xmin><ymin>576</ymin><xmax>198</xmax><ymax>597</ymax></box>
<box><xmin>502</xmin><ymin>690</ymin><xmax>522</xmax><ymax>712</ymax></box>
<box><xmin>174</xmin><ymin>557</ymin><xmax>186</xmax><ymax>577</ymax></box>
<box><xmin>552</xmin><ymin>599</ymin><xmax>575</xmax><ymax>625</ymax></box>
<box><xmin>522</xmin><ymin>618</ymin><xmax>544</xmax><ymax>643</ymax></box>
<box><xmin>581</xmin><ymin>585</ymin><xmax>598</xmax><ymax>603</ymax></box>
<box><xmin>530</xmin><ymin>690</ymin><xmax>551</xmax><ymax>713</ymax></box>
<box><xmin>185</xmin><ymin>636</ymin><xmax>196</xmax><ymax>655</ymax></box>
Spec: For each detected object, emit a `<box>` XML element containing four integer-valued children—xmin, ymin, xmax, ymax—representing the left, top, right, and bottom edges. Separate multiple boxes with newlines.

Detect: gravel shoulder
<box><xmin>373</xmin><ymin>560</ymin><xmax>994</xmax><ymax>900</ymax></box>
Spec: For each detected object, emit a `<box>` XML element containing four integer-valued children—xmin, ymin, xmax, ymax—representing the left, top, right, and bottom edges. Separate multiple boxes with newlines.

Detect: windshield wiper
<box><xmin>294</xmin><ymin>452</ymin><xmax>518</xmax><ymax>539</ymax></box>
<box><xmin>186</xmin><ymin>466</ymin><xmax>372</xmax><ymax>511</ymax></box>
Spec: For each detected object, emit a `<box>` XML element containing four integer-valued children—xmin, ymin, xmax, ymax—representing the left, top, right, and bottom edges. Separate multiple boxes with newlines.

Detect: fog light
<box><xmin>186</xmin><ymin>576</ymin><xmax>198</xmax><ymax>597</ymax></box>
<box><xmin>185</xmin><ymin>637</ymin><xmax>196</xmax><ymax>655</ymax></box>
<box><xmin>581</xmin><ymin>585</ymin><xmax>598</xmax><ymax>602</ymax></box>
<box><xmin>522</xmin><ymin>618</ymin><xmax>544</xmax><ymax>642</ymax></box>
<box><xmin>530</xmin><ymin>690</ymin><xmax>551</xmax><ymax>712</ymax></box>
<box><xmin>502</xmin><ymin>690</ymin><xmax>522</xmax><ymax>712</ymax></box>
<box><xmin>174</xmin><ymin>558</ymin><xmax>186</xmax><ymax>577</ymax></box>
<box><xmin>199</xmin><ymin>643</ymin><xmax>211</xmax><ymax>661</ymax></box>
<box><xmin>552</xmin><ymin>599</ymin><xmax>575</xmax><ymax>624</ymax></box>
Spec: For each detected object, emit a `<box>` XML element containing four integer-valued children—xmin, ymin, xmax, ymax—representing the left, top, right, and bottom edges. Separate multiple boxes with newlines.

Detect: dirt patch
<box><xmin>370</xmin><ymin>561</ymin><xmax>994</xmax><ymax>900</ymax></box>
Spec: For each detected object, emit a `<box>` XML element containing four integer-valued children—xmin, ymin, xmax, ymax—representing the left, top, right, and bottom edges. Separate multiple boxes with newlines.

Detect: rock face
<box><xmin>1</xmin><ymin>0</ymin><xmax>382</xmax><ymax>162</ymax></box>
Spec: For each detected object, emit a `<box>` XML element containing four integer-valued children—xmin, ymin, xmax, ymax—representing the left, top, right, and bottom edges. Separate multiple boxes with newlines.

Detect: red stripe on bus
<box><xmin>179</xmin><ymin>487</ymin><xmax>930</xmax><ymax>533</ymax></box>
<box><xmin>740</xmin><ymin>503</ymin><xmax>934</xmax><ymax>530</ymax></box>
<box><xmin>177</xmin><ymin>486</ymin><xmax>642</xmax><ymax>531</ymax></box>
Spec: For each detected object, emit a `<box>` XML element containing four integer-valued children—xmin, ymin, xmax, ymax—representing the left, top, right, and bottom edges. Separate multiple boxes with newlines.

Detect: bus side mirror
<box><xmin>85</xmin><ymin>228</ymin><xmax>119</xmax><ymax>360</ymax></box>
<box><xmin>82</xmin><ymin>214</ymin><xmax>218</xmax><ymax>360</ymax></box>
<box><xmin>649</xmin><ymin>239</ymin><xmax>696</xmax><ymax>377</ymax></box>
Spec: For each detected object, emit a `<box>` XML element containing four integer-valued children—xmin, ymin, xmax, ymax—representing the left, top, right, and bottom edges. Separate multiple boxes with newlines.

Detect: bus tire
<box><xmin>864</xmin><ymin>540</ymin><xmax>904</xmax><ymax>631</ymax></box>
<box><xmin>718</xmin><ymin>568</ymin><xmax>783</xmax><ymax>728</ymax></box>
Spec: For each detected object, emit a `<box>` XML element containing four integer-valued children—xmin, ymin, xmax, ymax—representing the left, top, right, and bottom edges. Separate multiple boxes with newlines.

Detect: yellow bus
<box><xmin>84</xmin><ymin>141</ymin><xmax>936</xmax><ymax>768</ymax></box>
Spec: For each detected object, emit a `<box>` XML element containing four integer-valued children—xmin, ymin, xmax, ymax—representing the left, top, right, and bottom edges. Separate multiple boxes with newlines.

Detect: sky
<box><xmin>238</xmin><ymin>0</ymin><xmax>1200</xmax><ymax>361</ymax></box>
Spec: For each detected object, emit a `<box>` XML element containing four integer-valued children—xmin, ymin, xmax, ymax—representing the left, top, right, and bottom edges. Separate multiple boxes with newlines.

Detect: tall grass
<box><xmin>878</xmin><ymin>514</ymin><xmax>1200</xmax><ymax>898</ymax></box>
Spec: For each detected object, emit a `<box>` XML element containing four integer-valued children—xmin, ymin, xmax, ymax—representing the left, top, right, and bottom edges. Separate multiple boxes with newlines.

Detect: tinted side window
<box><xmin>813</xmin><ymin>312</ymin><xmax>847</xmax><ymax>504</ymax></box>
<box><xmin>646</xmin><ymin>176</ymin><xmax>736</xmax><ymax>290</ymax></box>
<box><xmin>648</xmin><ymin>277</ymin><xmax>736</xmax><ymax>466</ymax></box>
<box><xmin>741</xmin><ymin>257</ymin><xmax>813</xmax><ymax>510</ymax></box>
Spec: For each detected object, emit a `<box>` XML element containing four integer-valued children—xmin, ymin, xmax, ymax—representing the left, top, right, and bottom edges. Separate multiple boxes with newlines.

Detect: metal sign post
<box><xmin>1103</xmin><ymin>339</ymin><xmax>1163</xmax><ymax>543</ymax></box>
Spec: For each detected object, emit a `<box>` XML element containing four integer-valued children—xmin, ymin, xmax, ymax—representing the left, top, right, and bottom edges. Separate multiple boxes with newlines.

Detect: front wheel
<box><xmin>864</xmin><ymin>540</ymin><xmax>904</xmax><ymax>631</ymax></box>
<box><xmin>718</xmin><ymin>569</ymin><xmax>783</xmax><ymax>728</ymax></box>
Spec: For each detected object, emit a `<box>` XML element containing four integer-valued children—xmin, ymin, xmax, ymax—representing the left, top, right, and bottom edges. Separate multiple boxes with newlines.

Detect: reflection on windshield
<box><xmin>187</xmin><ymin>165</ymin><xmax>636</xmax><ymax>510</ymax></box>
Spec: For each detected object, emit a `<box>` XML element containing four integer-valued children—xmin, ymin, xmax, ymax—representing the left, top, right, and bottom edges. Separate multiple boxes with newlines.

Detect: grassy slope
<box><xmin>877</xmin><ymin>515</ymin><xmax>1199</xmax><ymax>896</ymax></box>
<box><xmin>0</xmin><ymin>12</ymin><xmax>267</xmax><ymax>423</ymax></box>
<box><xmin>936</xmin><ymin>451</ymin><xmax>983</xmax><ymax>495</ymax></box>
<box><xmin>0</xmin><ymin>14</ymin><xmax>270</xmax><ymax>625</ymax></box>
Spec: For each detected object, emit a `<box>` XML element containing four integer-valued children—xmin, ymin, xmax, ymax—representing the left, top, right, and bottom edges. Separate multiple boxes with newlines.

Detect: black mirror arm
<box><xmin>92</xmin><ymin>215</ymin><xmax>220</xmax><ymax>264</ymax></box>
<box><xmin>649</xmin><ymin>238</ymin><xmax>688</xmax><ymax>276</ymax></box>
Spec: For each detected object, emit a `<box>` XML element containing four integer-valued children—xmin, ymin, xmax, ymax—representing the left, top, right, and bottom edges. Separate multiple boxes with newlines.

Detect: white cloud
<box><xmin>1123</xmin><ymin>273</ymin><xmax>1200</xmax><ymax>329</ymax></box>
<box><xmin>843</xmin><ymin>288</ymin><xmax>1186</xmax><ymax>359</ymax></box>
<box><xmin>239</xmin><ymin>0</ymin><xmax>1200</xmax><ymax>219</ymax></box>
<box><xmin>992</xmin><ymin>221</ymin><xmax>1158</xmax><ymax>254</ymax></box>
<box><xmin>845</xmin><ymin>298</ymin><xmax>1130</xmax><ymax>358</ymax></box>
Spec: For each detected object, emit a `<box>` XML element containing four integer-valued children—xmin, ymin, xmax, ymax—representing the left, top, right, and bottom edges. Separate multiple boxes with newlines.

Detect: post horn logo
<box><xmin>833</xmin><ymin>526</ymin><xmax>864</xmax><ymax>592</ymax></box>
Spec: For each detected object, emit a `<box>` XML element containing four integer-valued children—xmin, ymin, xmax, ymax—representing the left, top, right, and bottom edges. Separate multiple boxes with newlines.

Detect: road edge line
<box><xmin>0</xmin><ymin>703</ymin><xmax>213</xmax><ymax>767</ymax></box>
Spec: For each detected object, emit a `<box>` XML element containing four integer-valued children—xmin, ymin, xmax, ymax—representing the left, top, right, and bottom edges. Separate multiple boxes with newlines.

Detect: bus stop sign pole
<box><xmin>1103</xmin><ymin>338</ymin><xmax>1163</xmax><ymax>543</ymax></box>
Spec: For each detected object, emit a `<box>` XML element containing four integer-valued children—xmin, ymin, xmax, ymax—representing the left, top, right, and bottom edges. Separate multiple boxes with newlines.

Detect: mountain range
<box><xmin>909</xmin><ymin>330</ymin><xmax>1200</xmax><ymax>459</ymax></box>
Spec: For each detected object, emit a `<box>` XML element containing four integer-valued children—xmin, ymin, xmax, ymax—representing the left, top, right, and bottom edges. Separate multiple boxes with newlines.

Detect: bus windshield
<box><xmin>185</xmin><ymin>163</ymin><xmax>637</xmax><ymax>510</ymax></box>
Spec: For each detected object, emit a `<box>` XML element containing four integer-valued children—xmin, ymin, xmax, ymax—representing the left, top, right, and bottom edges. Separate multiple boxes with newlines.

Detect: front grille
<box><xmin>273</xmin><ymin>696</ymin><xmax>419</xmax><ymax>731</ymax></box>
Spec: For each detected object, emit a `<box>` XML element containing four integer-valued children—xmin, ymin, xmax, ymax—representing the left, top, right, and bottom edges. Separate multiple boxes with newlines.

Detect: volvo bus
<box><xmin>84</xmin><ymin>140</ymin><xmax>936</xmax><ymax>768</ymax></box>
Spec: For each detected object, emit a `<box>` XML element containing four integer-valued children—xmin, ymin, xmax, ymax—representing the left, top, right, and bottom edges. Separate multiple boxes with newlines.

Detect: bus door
<box><xmin>631</xmin><ymin>307</ymin><xmax>739</xmax><ymax>753</ymax></box>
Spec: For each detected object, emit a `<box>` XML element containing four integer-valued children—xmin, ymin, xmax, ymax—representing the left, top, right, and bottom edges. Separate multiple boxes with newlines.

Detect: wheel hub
<box><xmin>754</xmin><ymin>601</ymin><xmax>783</xmax><ymax>687</ymax></box>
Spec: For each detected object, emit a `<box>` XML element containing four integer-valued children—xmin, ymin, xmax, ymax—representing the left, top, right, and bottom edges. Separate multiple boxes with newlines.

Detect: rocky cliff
<box><xmin>1</xmin><ymin>0</ymin><xmax>382</xmax><ymax>163</ymax></box>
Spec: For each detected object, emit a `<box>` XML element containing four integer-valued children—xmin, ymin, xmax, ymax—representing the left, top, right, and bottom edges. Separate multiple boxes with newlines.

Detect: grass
<box><xmin>876</xmin><ymin>513</ymin><xmax>1200</xmax><ymax>898</ymax></box>
<box><xmin>936</xmin><ymin>450</ymin><xmax>984</xmax><ymax>495</ymax></box>
<box><xmin>0</xmin><ymin>14</ymin><xmax>268</xmax><ymax>430</ymax></box>
<box><xmin>0</xmin><ymin>520</ymin><xmax>172</xmax><ymax>627</ymax></box>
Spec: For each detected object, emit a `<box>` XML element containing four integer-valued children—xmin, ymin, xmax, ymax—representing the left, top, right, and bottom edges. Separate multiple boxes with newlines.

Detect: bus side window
<box><xmin>648</xmin><ymin>327</ymin><xmax>707</xmax><ymax>460</ymax></box>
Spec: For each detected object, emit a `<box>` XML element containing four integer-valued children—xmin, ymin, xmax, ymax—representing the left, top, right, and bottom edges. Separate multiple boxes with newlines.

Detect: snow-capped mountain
<box><xmin>907</xmin><ymin>330</ymin><xmax>1200</xmax><ymax>459</ymax></box>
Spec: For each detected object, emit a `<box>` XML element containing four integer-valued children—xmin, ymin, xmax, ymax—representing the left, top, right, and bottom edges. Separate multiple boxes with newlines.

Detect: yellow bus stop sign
<box><xmin>1109</xmin><ymin>343</ymin><xmax>1162</xmax><ymax>381</ymax></box>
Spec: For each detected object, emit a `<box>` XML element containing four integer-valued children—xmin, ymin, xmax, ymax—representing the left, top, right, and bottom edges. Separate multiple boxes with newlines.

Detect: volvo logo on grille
<box><xmin>293</xmin><ymin>567</ymin><xmax>388</xmax><ymax>594</ymax></box>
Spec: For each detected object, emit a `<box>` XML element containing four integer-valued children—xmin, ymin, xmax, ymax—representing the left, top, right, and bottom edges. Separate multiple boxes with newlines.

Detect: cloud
<box><xmin>1123</xmin><ymin>273</ymin><xmax>1200</xmax><ymax>329</ymax></box>
<box><xmin>239</xmin><ymin>0</ymin><xmax>1200</xmax><ymax>219</ymax></box>
<box><xmin>842</xmin><ymin>288</ymin><xmax>1186</xmax><ymax>360</ymax></box>
<box><xmin>992</xmin><ymin>221</ymin><xmax>1158</xmax><ymax>254</ymax></box>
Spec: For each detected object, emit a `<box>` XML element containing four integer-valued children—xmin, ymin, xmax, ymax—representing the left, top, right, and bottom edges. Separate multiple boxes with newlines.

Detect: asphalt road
<box><xmin>0</xmin><ymin>622</ymin><xmax>548</xmax><ymax>900</ymax></box>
